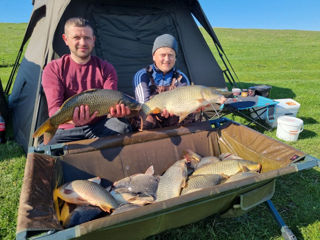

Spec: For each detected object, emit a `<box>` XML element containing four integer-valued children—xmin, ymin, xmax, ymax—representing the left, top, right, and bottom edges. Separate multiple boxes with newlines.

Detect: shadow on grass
<box><xmin>298</xmin><ymin>129</ymin><xmax>317</xmax><ymax>139</ymax></box>
<box><xmin>300</xmin><ymin>116</ymin><xmax>318</xmax><ymax>125</ymax></box>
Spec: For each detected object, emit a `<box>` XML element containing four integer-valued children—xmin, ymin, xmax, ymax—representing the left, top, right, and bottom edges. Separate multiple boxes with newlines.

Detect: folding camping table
<box><xmin>203</xmin><ymin>96</ymin><xmax>279</xmax><ymax>130</ymax></box>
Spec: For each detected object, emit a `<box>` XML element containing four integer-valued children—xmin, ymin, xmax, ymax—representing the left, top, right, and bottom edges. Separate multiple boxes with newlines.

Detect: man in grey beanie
<box><xmin>152</xmin><ymin>33</ymin><xmax>179</xmax><ymax>57</ymax></box>
<box><xmin>132</xmin><ymin>33</ymin><xmax>191</xmax><ymax>130</ymax></box>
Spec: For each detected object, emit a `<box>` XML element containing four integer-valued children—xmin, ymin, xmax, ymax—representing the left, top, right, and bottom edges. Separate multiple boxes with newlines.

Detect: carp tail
<box><xmin>33</xmin><ymin>119</ymin><xmax>57</xmax><ymax>139</ymax></box>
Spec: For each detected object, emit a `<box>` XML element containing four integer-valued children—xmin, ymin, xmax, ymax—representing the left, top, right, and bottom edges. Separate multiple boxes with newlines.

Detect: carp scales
<box><xmin>53</xmin><ymin>178</ymin><xmax>119</xmax><ymax>219</ymax></box>
<box><xmin>156</xmin><ymin>159</ymin><xmax>188</xmax><ymax>202</ymax></box>
<box><xmin>181</xmin><ymin>174</ymin><xmax>225</xmax><ymax>195</ymax></box>
<box><xmin>196</xmin><ymin>156</ymin><xmax>221</xmax><ymax>169</ymax></box>
<box><xmin>113</xmin><ymin>166</ymin><xmax>159</xmax><ymax>198</ymax></box>
<box><xmin>192</xmin><ymin>159</ymin><xmax>262</xmax><ymax>177</ymax></box>
<box><xmin>33</xmin><ymin>89</ymin><xmax>141</xmax><ymax>139</ymax></box>
<box><xmin>141</xmin><ymin>85</ymin><xmax>227</xmax><ymax>123</ymax></box>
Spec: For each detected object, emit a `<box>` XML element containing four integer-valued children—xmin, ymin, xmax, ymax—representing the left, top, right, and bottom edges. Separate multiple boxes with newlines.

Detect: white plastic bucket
<box><xmin>232</xmin><ymin>88</ymin><xmax>241</xmax><ymax>96</ymax></box>
<box><xmin>274</xmin><ymin>98</ymin><xmax>300</xmax><ymax>117</ymax></box>
<box><xmin>266</xmin><ymin>98</ymin><xmax>301</xmax><ymax>128</ymax></box>
<box><xmin>276</xmin><ymin>116</ymin><xmax>303</xmax><ymax>141</ymax></box>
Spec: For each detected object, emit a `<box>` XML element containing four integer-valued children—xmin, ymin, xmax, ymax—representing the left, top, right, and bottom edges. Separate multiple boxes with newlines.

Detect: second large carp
<box><xmin>141</xmin><ymin>85</ymin><xmax>227</xmax><ymax>123</ymax></box>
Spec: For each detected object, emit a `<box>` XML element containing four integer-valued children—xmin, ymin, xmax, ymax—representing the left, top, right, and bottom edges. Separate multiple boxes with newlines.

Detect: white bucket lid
<box><xmin>275</xmin><ymin>98</ymin><xmax>300</xmax><ymax>109</ymax></box>
<box><xmin>277</xmin><ymin>115</ymin><xmax>303</xmax><ymax>126</ymax></box>
<box><xmin>232</xmin><ymin>88</ymin><xmax>241</xmax><ymax>92</ymax></box>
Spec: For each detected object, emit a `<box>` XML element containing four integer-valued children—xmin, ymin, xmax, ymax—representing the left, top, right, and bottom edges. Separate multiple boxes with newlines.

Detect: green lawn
<box><xmin>0</xmin><ymin>23</ymin><xmax>319</xmax><ymax>240</ymax></box>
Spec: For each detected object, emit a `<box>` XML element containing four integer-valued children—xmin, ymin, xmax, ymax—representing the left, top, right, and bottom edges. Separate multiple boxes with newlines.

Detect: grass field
<box><xmin>0</xmin><ymin>23</ymin><xmax>319</xmax><ymax>240</ymax></box>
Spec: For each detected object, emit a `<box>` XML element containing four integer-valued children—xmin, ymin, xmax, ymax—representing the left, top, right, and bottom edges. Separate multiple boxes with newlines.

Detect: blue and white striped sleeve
<box><xmin>133</xmin><ymin>69</ymin><xmax>150</xmax><ymax>104</ymax></box>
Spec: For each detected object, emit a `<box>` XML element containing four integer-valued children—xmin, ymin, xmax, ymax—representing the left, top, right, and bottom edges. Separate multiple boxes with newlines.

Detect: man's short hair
<box><xmin>64</xmin><ymin>17</ymin><xmax>94</xmax><ymax>34</ymax></box>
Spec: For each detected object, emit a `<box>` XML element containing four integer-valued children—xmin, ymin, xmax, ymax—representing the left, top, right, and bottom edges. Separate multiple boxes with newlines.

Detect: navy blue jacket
<box><xmin>133</xmin><ymin>64</ymin><xmax>190</xmax><ymax>103</ymax></box>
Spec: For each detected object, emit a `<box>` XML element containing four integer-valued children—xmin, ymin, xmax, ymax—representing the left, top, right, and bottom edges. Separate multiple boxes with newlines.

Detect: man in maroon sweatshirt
<box><xmin>42</xmin><ymin>17</ymin><xmax>131</xmax><ymax>145</ymax></box>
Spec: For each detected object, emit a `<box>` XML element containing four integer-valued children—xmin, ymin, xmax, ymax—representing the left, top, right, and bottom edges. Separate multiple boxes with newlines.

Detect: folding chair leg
<box><xmin>234</xmin><ymin>110</ymin><xmax>271</xmax><ymax>131</ymax></box>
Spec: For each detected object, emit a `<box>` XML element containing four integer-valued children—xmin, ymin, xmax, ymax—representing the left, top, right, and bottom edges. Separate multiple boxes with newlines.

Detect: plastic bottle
<box><xmin>0</xmin><ymin>114</ymin><xmax>6</xmax><ymax>144</ymax></box>
<box><xmin>241</xmin><ymin>89</ymin><xmax>248</xmax><ymax>97</ymax></box>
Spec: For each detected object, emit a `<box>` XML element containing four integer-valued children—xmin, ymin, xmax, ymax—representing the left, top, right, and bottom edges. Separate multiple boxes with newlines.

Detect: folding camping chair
<box><xmin>203</xmin><ymin>96</ymin><xmax>279</xmax><ymax>131</ymax></box>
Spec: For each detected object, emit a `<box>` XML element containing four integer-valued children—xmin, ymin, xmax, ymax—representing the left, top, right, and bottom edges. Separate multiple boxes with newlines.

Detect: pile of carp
<box><xmin>54</xmin><ymin>150</ymin><xmax>262</xmax><ymax>228</ymax></box>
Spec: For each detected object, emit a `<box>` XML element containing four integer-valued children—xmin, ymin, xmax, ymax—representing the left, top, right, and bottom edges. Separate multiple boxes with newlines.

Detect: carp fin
<box><xmin>257</xmin><ymin>163</ymin><xmax>262</xmax><ymax>173</ymax></box>
<box><xmin>178</xmin><ymin>112</ymin><xmax>190</xmax><ymax>123</ymax></box>
<box><xmin>182</xmin><ymin>149</ymin><xmax>202</xmax><ymax>162</ymax></box>
<box><xmin>207</xmin><ymin>87</ymin><xmax>233</xmax><ymax>97</ymax></box>
<box><xmin>182</xmin><ymin>178</ymin><xmax>187</xmax><ymax>188</ymax></box>
<box><xmin>60</xmin><ymin>203</ymin><xmax>71</xmax><ymax>226</ymax></box>
<box><xmin>145</xmin><ymin>165</ymin><xmax>154</xmax><ymax>175</ymax></box>
<box><xmin>221</xmin><ymin>173</ymin><xmax>229</xmax><ymax>180</ymax></box>
<box><xmin>88</xmin><ymin>176</ymin><xmax>101</xmax><ymax>184</ymax></box>
<box><xmin>241</xmin><ymin>166</ymin><xmax>250</xmax><ymax>172</ymax></box>
<box><xmin>53</xmin><ymin>189</ymin><xmax>62</xmax><ymax>221</ymax></box>
<box><xmin>33</xmin><ymin>119</ymin><xmax>57</xmax><ymax>139</ymax></box>
<box><xmin>100</xmin><ymin>204</ymin><xmax>112</xmax><ymax>213</ymax></box>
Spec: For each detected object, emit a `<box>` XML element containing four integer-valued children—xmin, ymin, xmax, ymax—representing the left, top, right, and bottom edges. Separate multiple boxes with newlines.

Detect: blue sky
<box><xmin>0</xmin><ymin>0</ymin><xmax>319</xmax><ymax>31</ymax></box>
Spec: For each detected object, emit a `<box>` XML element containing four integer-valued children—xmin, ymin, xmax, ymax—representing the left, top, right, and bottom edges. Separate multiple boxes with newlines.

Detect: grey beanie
<box><xmin>152</xmin><ymin>34</ymin><xmax>178</xmax><ymax>55</ymax></box>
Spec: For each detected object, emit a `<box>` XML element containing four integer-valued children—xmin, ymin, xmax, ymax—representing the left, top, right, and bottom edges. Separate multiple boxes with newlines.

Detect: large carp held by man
<box><xmin>32</xmin><ymin>89</ymin><xmax>142</xmax><ymax>140</ymax></box>
<box><xmin>141</xmin><ymin>85</ymin><xmax>227</xmax><ymax>122</ymax></box>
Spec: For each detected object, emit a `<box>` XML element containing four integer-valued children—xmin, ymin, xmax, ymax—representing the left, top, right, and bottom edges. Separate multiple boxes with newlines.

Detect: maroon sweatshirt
<box><xmin>42</xmin><ymin>54</ymin><xmax>118</xmax><ymax>129</ymax></box>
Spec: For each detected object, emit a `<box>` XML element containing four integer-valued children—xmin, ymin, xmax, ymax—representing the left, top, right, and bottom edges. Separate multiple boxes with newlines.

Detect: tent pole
<box><xmin>214</xmin><ymin>43</ymin><xmax>240</xmax><ymax>88</ymax></box>
<box><xmin>4</xmin><ymin>2</ymin><xmax>38</xmax><ymax>95</ymax></box>
<box><xmin>5</xmin><ymin>40</ymin><xmax>25</xmax><ymax>95</ymax></box>
<box><xmin>191</xmin><ymin>1</ymin><xmax>240</xmax><ymax>89</ymax></box>
<box><xmin>28</xmin><ymin>69</ymin><xmax>43</xmax><ymax>149</ymax></box>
